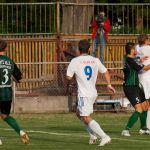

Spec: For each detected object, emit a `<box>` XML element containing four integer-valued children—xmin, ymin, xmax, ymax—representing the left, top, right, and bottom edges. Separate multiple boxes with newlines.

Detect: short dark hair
<box><xmin>78</xmin><ymin>39</ymin><xmax>90</xmax><ymax>54</ymax></box>
<box><xmin>0</xmin><ymin>39</ymin><xmax>7</xmax><ymax>52</ymax></box>
<box><xmin>137</xmin><ymin>34</ymin><xmax>149</xmax><ymax>46</ymax></box>
<box><xmin>125</xmin><ymin>42</ymin><xmax>135</xmax><ymax>55</ymax></box>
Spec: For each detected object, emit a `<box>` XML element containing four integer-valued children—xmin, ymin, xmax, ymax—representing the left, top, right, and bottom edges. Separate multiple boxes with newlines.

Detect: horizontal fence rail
<box><xmin>5</xmin><ymin>34</ymin><xmax>137</xmax><ymax>95</ymax></box>
<box><xmin>0</xmin><ymin>2</ymin><xmax>149</xmax><ymax>35</ymax></box>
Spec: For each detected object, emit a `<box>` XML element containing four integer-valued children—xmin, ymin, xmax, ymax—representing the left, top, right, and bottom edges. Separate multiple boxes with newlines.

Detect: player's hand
<box><xmin>140</xmin><ymin>56</ymin><xmax>149</xmax><ymax>62</ymax></box>
<box><xmin>107</xmin><ymin>84</ymin><xmax>116</xmax><ymax>93</ymax></box>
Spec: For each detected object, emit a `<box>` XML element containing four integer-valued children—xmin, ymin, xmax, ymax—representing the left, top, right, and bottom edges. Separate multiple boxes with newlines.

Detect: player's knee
<box><xmin>0</xmin><ymin>113</ymin><xmax>8</xmax><ymax>119</ymax></box>
<box><xmin>81</xmin><ymin>116</ymin><xmax>92</xmax><ymax>124</ymax></box>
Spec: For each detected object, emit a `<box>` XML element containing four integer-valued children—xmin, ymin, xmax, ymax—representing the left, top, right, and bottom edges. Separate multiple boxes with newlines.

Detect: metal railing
<box><xmin>0</xmin><ymin>2</ymin><xmax>149</xmax><ymax>35</ymax></box>
<box><xmin>0</xmin><ymin>2</ymin><xmax>57</xmax><ymax>35</ymax></box>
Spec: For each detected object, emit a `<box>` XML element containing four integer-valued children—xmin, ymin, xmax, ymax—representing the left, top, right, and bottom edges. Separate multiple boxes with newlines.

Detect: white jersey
<box><xmin>140</xmin><ymin>45</ymin><xmax>150</xmax><ymax>66</ymax></box>
<box><xmin>136</xmin><ymin>45</ymin><xmax>150</xmax><ymax>99</ymax></box>
<box><xmin>67</xmin><ymin>55</ymin><xmax>107</xmax><ymax>97</ymax></box>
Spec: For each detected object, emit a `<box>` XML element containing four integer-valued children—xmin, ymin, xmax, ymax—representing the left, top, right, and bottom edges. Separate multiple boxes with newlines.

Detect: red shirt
<box><xmin>91</xmin><ymin>18</ymin><xmax>111</xmax><ymax>42</ymax></box>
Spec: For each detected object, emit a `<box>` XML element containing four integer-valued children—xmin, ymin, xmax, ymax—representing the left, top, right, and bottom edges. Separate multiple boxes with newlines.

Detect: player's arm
<box><xmin>65</xmin><ymin>75</ymin><xmax>74</xmax><ymax>95</ymax></box>
<box><xmin>128</xmin><ymin>58</ymin><xmax>148</xmax><ymax>71</ymax></box>
<box><xmin>66</xmin><ymin>62</ymin><xmax>75</xmax><ymax>94</ymax></box>
<box><xmin>143</xmin><ymin>64</ymin><xmax>150</xmax><ymax>71</ymax></box>
<box><xmin>103</xmin><ymin>70</ymin><xmax>116</xmax><ymax>93</ymax></box>
<box><xmin>12</xmin><ymin>64</ymin><xmax>22</xmax><ymax>82</ymax></box>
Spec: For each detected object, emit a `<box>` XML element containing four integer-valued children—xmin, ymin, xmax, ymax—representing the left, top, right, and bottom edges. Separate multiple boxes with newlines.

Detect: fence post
<box><xmin>12</xmin><ymin>82</ymin><xmax>16</xmax><ymax>114</ymax></box>
<box><xmin>57</xmin><ymin>0</ymin><xmax>60</xmax><ymax>34</ymax></box>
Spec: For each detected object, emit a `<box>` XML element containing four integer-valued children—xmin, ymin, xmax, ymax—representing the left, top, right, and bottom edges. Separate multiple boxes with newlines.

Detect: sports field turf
<box><xmin>0</xmin><ymin>113</ymin><xmax>150</xmax><ymax>150</ymax></box>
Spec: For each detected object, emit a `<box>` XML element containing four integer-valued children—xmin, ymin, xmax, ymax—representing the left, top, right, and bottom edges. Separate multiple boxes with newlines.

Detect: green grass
<box><xmin>0</xmin><ymin>113</ymin><xmax>150</xmax><ymax>150</ymax></box>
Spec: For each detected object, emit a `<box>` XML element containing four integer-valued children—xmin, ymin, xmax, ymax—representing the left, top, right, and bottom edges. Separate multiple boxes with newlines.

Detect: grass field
<box><xmin>0</xmin><ymin>112</ymin><xmax>150</xmax><ymax>150</ymax></box>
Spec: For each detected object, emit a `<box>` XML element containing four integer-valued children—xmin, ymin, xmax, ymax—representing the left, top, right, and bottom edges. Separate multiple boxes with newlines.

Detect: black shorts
<box><xmin>123</xmin><ymin>85</ymin><xmax>145</xmax><ymax>107</ymax></box>
<box><xmin>0</xmin><ymin>101</ymin><xmax>12</xmax><ymax>115</ymax></box>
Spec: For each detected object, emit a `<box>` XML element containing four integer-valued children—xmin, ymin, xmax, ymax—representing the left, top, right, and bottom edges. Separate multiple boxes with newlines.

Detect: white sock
<box><xmin>80</xmin><ymin>120</ymin><xmax>97</xmax><ymax>139</ymax></box>
<box><xmin>0</xmin><ymin>139</ymin><xmax>2</xmax><ymax>145</ymax></box>
<box><xmin>88</xmin><ymin>120</ymin><xmax>107</xmax><ymax>138</ymax></box>
<box><xmin>84</xmin><ymin>123</ymin><xmax>97</xmax><ymax>139</ymax></box>
<box><xmin>20</xmin><ymin>130</ymin><xmax>25</xmax><ymax>136</ymax></box>
<box><xmin>147</xmin><ymin>108</ymin><xmax>150</xmax><ymax>130</ymax></box>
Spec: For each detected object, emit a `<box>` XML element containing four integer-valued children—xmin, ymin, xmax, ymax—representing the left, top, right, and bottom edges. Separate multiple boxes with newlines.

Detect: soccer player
<box><xmin>136</xmin><ymin>34</ymin><xmax>150</xmax><ymax>131</ymax></box>
<box><xmin>0</xmin><ymin>39</ymin><xmax>29</xmax><ymax>144</ymax></box>
<box><xmin>66</xmin><ymin>39</ymin><xmax>115</xmax><ymax>146</ymax></box>
<box><xmin>121</xmin><ymin>42</ymin><xmax>150</xmax><ymax>136</ymax></box>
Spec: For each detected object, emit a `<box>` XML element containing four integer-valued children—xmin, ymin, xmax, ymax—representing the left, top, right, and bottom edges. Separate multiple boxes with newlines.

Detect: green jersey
<box><xmin>0</xmin><ymin>55</ymin><xmax>22</xmax><ymax>101</ymax></box>
<box><xmin>123</xmin><ymin>56</ymin><xmax>144</xmax><ymax>86</ymax></box>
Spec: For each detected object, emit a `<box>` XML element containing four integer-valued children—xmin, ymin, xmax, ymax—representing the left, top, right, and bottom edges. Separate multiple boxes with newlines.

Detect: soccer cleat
<box><xmin>0</xmin><ymin>139</ymin><xmax>2</xmax><ymax>145</ymax></box>
<box><xmin>121</xmin><ymin>130</ymin><xmax>131</xmax><ymax>136</ymax></box>
<box><xmin>89</xmin><ymin>137</ymin><xmax>97</xmax><ymax>144</ymax></box>
<box><xmin>20</xmin><ymin>133</ymin><xmax>29</xmax><ymax>144</ymax></box>
<box><xmin>98</xmin><ymin>135</ymin><xmax>111</xmax><ymax>146</ymax></box>
<box><xmin>139</xmin><ymin>129</ymin><xmax>150</xmax><ymax>135</ymax></box>
<box><xmin>145</xmin><ymin>129</ymin><xmax>150</xmax><ymax>135</ymax></box>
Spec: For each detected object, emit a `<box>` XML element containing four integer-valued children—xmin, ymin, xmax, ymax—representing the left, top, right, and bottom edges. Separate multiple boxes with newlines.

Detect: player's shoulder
<box><xmin>1</xmin><ymin>55</ymin><xmax>16</xmax><ymax>65</ymax></box>
<box><xmin>0</xmin><ymin>55</ymin><xmax>11</xmax><ymax>60</ymax></box>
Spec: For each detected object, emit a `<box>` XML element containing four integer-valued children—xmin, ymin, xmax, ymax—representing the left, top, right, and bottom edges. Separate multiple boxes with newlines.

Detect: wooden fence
<box><xmin>5</xmin><ymin>34</ymin><xmax>138</xmax><ymax>94</ymax></box>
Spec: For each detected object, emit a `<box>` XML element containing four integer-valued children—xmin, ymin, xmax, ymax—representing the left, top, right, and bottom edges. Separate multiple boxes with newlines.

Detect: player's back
<box><xmin>0</xmin><ymin>55</ymin><xmax>14</xmax><ymax>101</ymax></box>
<box><xmin>71</xmin><ymin>55</ymin><xmax>107</xmax><ymax>97</ymax></box>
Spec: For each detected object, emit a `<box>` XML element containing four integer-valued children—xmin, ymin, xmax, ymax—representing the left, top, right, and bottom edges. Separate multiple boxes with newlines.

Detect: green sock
<box><xmin>125</xmin><ymin>111</ymin><xmax>140</xmax><ymax>130</ymax></box>
<box><xmin>4</xmin><ymin>116</ymin><xmax>21</xmax><ymax>135</ymax></box>
<box><xmin>140</xmin><ymin>111</ymin><xmax>147</xmax><ymax>130</ymax></box>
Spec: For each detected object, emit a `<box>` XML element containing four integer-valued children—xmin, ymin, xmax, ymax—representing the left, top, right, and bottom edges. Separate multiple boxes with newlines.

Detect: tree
<box><xmin>61</xmin><ymin>0</ymin><xmax>94</xmax><ymax>34</ymax></box>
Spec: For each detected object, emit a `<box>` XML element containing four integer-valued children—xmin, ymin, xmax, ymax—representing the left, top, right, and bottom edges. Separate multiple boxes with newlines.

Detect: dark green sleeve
<box><xmin>13</xmin><ymin>63</ymin><xmax>22</xmax><ymax>81</ymax></box>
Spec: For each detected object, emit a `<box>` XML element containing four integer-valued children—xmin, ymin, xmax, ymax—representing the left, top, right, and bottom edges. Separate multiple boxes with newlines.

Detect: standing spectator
<box><xmin>136</xmin><ymin>34</ymin><xmax>150</xmax><ymax>132</ymax></box>
<box><xmin>0</xmin><ymin>39</ymin><xmax>29</xmax><ymax>144</ymax></box>
<box><xmin>91</xmin><ymin>11</ymin><xmax>111</xmax><ymax>63</ymax></box>
<box><xmin>66</xmin><ymin>39</ymin><xmax>115</xmax><ymax>146</ymax></box>
<box><xmin>121</xmin><ymin>42</ymin><xmax>150</xmax><ymax>137</ymax></box>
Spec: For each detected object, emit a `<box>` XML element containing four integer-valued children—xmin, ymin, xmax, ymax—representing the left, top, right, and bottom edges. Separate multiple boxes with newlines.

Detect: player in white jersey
<box><xmin>66</xmin><ymin>39</ymin><xmax>115</xmax><ymax>146</ymax></box>
<box><xmin>136</xmin><ymin>34</ymin><xmax>150</xmax><ymax>131</ymax></box>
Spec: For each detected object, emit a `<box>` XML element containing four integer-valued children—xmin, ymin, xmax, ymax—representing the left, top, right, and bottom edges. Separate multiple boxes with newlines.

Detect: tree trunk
<box><xmin>62</xmin><ymin>0</ymin><xmax>94</xmax><ymax>34</ymax></box>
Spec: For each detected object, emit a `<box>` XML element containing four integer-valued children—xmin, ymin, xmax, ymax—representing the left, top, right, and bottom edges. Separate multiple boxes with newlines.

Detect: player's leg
<box><xmin>137</xmin><ymin>86</ymin><xmax>150</xmax><ymax>134</ymax></box>
<box><xmin>99</xmin><ymin>35</ymin><xmax>106</xmax><ymax>63</ymax></box>
<box><xmin>122</xmin><ymin>86</ymin><xmax>143</xmax><ymax>136</ymax></box>
<box><xmin>122</xmin><ymin>109</ymin><xmax>142</xmax><ymax>135</ymax></box>
<box><xmin>139</xmin><ymin>75</ymin><xmax>150</xmax><ymax>130</ymax></box>
<box><xmin>92</xmin><ymin>34</ymin><xmax>98</xmax><ymax>57</ymax></box>
<box><xmin>81</xmin><ymin>115</ymin><xmax>111</xmax><ymax>146</ymax></box>
<box><xmin>140</xmin><ymin>100</ymin><xmax>148</xmax><ymax>129</ymax></box>
<box><xmin>0</xmin><ymin>139</ymin><xmax>2</xmax><ymax>145</ymax></box>
<box><xmin>0</xmin><ymin>101</ymin><xmax>29</xmax><ymax>144</ymax></box>
<box><xmin>78</xmin><ymin>96</ymin><xmax>111</xmax><ymax>146</ymax></box>
<box><xmin>76</xmin><ymin>110</ymin><xmax>97</xmax><ymax>144</ymax></box>
<box><xmin>76</xmin><ymin>97</ymin><xmax>98</xmax><ymax>144</ymax></box>
<box><xmin>146</xmin><ymin>100</ymin><xmax>150</xmax><ymax>130</ymax></box>
<box><xmin>139</xmin><ymin>100</ymin><xmax>150</xmax><ymax>134</ymax></box>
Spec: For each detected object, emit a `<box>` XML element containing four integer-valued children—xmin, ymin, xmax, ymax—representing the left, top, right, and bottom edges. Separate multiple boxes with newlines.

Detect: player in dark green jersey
<box><xmin>121</xmin><ymin>42</ymin><xmax>150</xmax><ymax>136</ymax></box>
<box><xmin>0</xmin><ymin>39</ymin><xmax>29</xmax><ymax>145</ymax></box>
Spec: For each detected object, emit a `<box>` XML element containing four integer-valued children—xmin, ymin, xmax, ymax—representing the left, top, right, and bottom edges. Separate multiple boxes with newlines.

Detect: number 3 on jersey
<box><xmin>84</xmin><ymin>66</ymin><xmax>92</xmax><ymax>80</ymax></box>
<box><xmin>2</xmin><ymin>68</ymin><xmax>9</xmax><ymax>84</ymax></box>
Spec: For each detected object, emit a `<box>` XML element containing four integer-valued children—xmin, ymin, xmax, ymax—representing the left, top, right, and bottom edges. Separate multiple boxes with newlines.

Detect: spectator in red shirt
<box><xmin>91</xmin><ymin>12</ymin><xmax>111</xmax><ymax>63</ymax></box>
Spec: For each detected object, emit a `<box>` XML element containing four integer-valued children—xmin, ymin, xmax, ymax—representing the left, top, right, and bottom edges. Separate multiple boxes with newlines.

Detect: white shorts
<box><xmin>77</xmin><ymin>96</ymin><xmax>96</xmax><ymax>116</ymax></box>
<box><xmin>139</xmin><ymin>72</ymin><xmax>150</xmax><ymax>99</ymax></box>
